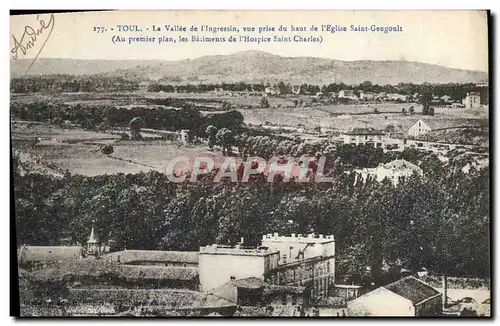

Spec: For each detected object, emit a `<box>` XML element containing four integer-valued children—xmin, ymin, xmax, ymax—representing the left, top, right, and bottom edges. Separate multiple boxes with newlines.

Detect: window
<box><xmin>230</xmin><ymin>276</ymin><xmax>235</xmax><ymax>281</ymax></box>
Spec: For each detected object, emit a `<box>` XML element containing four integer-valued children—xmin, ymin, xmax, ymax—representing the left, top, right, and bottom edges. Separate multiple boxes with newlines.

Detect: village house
<box><xmin>375</xmin><ymin>92</ymin><xmax>387</xmax><ymax>101</ymax></box>
<box><xmin>407</xmin><ymin>119</ymin><xmax>433</xmax><ymax>137</ymax></box>
<box><xmin>359</xmin><ymin>91</ymin><xmax>375</xmax><ymax>101</ymax></box>
<box><xmin>265</xmin><ymin>86</ymin><xmax>281</xmax><ymax>96</ymax></box>
<box><xmin>407</xmin><ymin>118</ymin><xmax>484</xmax><ymax>138</ymax></box>
<box><xmin>463</xmin><ymin>92</ymin><xmax>481</xmax><ymax>109</ymax></box>
<box><xmin>342</xmin><ymin>127</ymin><xmax>384</xmax><ymax>146</ymax></box>
<box><xmin>347</xmin><ymin>276</ymin><xmax>442</xmax><ymax>316</ymax></box>
<box><xmin>386</xmin><ymin>93</ymin><xmax>409</xmax><ymax>102</ymax></box>
<box><xmin>338</xmin><ymin>90</ymin><xmax>358</xmax><ymax>100</ymax></box>
<box><xmin>440</xmin><ymin>95</ymin><xmax>452</xmax><ymax>103</ymax></box>
<box><xmin>354</xmin><ymin>159</ymin><xmax>423</xmax><ymax>186</ymax></box>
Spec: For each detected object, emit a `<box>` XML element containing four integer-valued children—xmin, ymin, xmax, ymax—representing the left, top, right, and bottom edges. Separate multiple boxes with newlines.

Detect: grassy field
<box><xmin>238</xmin><ymin>103</ymin><xmax>488</xmax><ymax>131</ymax></box>
<box><xmin>11</xmin><ymin>92</ymin><xmax>489</xmax><ymax>176</ymax></box>
<box><xmin>12</xmin><ymin>122</ymin><xmax>223</xmax><ymax>177</ymax></box>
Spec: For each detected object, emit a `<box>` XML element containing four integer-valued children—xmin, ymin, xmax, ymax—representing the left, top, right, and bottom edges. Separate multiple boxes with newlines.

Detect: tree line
<box><xmin>11</xmin><ymin>75</ymin><xmax>488</xmax><ymax>105</ymax></box>
<box><xmin>11</xmin><ymin>75</ymin><xmax>140</xmax><ymax>93</ymax></box>
<box><xmin>10</xmin><ymin>101</ymin><xmax>245</xmax><ymax>137</ymax></box>
<box><xmin>13</xmin><ymin>143</ymin><xmax>489</xmax><ymax>286</ymax></box>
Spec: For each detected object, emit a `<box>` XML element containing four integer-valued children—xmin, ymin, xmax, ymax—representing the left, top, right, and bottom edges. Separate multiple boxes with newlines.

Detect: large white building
<box><xmin>199</xmin><ymin>233</ymin><xmax>336</xmax><ymax>300</ymax></box>
<box><xmin>198</xmin><ymin>245</ymin><xmax>279</xmax><ymax>291</ymax></box>
<box><xmin>354</xmin><ymin>159</ymin><xmax>423</xmax><ymax>186</ymax></box>
<box><xmin>463</xmin><ymin>92</ymin><xmax>481</xmax><ymax>109</ymax></box>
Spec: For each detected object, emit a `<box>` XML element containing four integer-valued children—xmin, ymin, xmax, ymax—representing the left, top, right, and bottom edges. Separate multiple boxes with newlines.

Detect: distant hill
<box><xmin>11</xmin><ymin>50</ymin><xmax>488</xmax><ymax>85</ymax></box>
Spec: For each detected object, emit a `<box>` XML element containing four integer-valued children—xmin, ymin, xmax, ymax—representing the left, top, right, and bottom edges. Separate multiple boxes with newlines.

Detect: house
<box><xmin>338</xmin><ymin>90</ymin><xmax>358</xmax><ymax>100</ymax></box>
<box><xmin>354</xmin><ymin>159</ymin><xmax>423</xmax><ymax>186</ymax></box>
<box><xmin>386</xmin><ymin>93</ymin><xmax>408</xmax><ymax>102</ymax></box>
<box><xmin>347</xmin><ymin>276</ymin><xmax>442</xmax><ymax>316</ymax></box>
<box><xmin>342</xmin><ymin>127</ymin><xmax>384</xmax><ymax>146</ymax></box>
<box><xmin>265</xmin><ymin>86</ymin><xmax>281</xmax><ymax>96</ymax></box>
<box><xmin>463</xmin><ymin>92</ymin><xmax>481</xmax><ymax>109</ymax></box>
<box><xmin>407</xmin><ymin>118</ymin><xmax>485</xmax><ymax>138</ymax></box>
<box><xmin>375</xmin><ymin>92</ymin><xmax>387</xmax><ymax>101</ymax></box>
<box><xmin>440</xmin><ymin>95</ymin><xmax>452</xmax><ymax>103</ymax></box>
<box><xmin>359</xmin><ymin>91</ymin><xmax>375</xmax><ymax>100</ymax></box>
<box><xmin>407</xmin><ymin>119</ymin><xmax>433</xmax><ymax>137</ymax></box>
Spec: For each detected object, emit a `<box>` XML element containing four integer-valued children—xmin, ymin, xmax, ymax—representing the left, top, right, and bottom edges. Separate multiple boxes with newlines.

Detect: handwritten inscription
<box><xmin>11</xmin><ymin>14</ymin><xmax>55</xmax><ymax>74</ymax></box>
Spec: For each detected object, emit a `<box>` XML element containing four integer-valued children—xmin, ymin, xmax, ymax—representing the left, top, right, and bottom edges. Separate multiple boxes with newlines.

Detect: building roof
<box><xmin>68</xmin><ymin>288</ymin><xmax>235</xmax><ymax>309</ymax></box>
<box><xmin>232</xmin><ymin>277</ymin><xmax>267</xmax><ymax>289</ymax></box>
<box><xmin>32</xmin><ymin>258</ymin><xmax>120</xmax><ymax>281</ymax></box>
<box><xmin>344</xmin><ymin>127</ymin><xmax>384</xmax><ymax>136</ymax></box>
<box><xmin>119</xmin><ymin>265</ymin><xmax>199</xmax><ymax>281</ymax></box>
<box><xmin>383</xmin><ymin>276</ymin><xmax>440</xmax><ymax>305</ymax></box>
<box><xmin>101</xmin><ymin>250</ymin><xmax>199</xmax><ymax>264</ymax></box>
<box><xmin>32</xmin><ymin>258</ymin><xmax>199</xmax><ymax>282</ymax></box>
<box><xmin>381</xmin><ymin>159</ymin><xmax>422</xmax><ymax>173</ymax></box>
<box><xmin>412</xmin><ymin>118</ymin><xmax>486</xmax><ymax>131</ymax></box>
<box><xmin>18</xmin><ymin>246</ymin><xmax>82</xmax><ymax>263</ymax></box>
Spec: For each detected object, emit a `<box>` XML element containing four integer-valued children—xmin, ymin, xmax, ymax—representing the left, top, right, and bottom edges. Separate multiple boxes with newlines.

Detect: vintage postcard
<box><xmin>11</xmin><ymin>10</ymin><xmax>490</xmax><ymax>317</ymax></box>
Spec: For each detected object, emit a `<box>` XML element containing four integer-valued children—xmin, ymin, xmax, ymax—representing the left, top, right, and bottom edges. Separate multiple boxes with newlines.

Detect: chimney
<box><xmin>240</xmin><ymin>237</ymin><xmax>244</xmax><ymax>244</ymax></box>
<box><xmin>442</xmin><ymin>275</ymin><xmax>448</xmax><ymax>310</ymax></box>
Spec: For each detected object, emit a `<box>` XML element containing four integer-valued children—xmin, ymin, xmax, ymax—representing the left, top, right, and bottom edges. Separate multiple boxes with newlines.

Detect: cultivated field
<box><xmin>239</xmin><ymin>103</ymin><xmax>488</xmax><ymax>131</ymax></box>
<box><xmin>11</xmin><ymin>92</ymin><xmax>489</xmax><ymax>176</ymax></box>
<box><xmin>12</xmin><ymin>121</ymin><xmax>224</xmax><ymax>177</ymax></box>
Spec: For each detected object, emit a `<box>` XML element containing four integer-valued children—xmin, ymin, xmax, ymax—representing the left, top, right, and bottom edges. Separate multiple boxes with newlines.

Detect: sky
<box><xmin>10</xmin><ymin>10</ymin><xmax>489</xmax><ymax>72</ymax></box>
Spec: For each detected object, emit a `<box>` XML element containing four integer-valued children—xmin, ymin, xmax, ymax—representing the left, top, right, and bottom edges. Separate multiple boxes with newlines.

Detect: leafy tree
<box><xmin>260</xmin><ymin>96</ymin><xmax>270</xmax><ymax>109</ymax></box>
<box><xmin>205</xmin><ymin>125</ymin><xmax>218</xmax><ymax>150</ymax></box>
<box><xmin>216</xmin><ymin>128</ymin><xmax>235</xmax><ymax>156</ymax></box>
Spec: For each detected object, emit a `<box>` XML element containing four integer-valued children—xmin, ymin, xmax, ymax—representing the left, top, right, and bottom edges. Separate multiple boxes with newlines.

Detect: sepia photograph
<box><xmin>10</xmin><ymin>10</ymin><xmax>490</xmax><ymax>317</ymax></box>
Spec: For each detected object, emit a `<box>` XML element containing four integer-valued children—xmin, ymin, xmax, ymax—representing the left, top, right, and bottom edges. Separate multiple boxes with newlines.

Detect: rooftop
<box><xmin>344</xmin><ymin>127</ymin><xmax>385</xmax><ymax>136</ymax></box>
<box><xmin>413</xmin><ymin>118</ymin><xmax>486</xmax><ymax>131</ymax></box>
<box><xmin>32</xmin><ymin>258</ymin><xmax>199</xmax><ymax>282</ymax></box>
<box><xmin>384</xmin><ymin>276</ymin><xmax>441</xmax><ymax>305</ymax></box>
<box><xmin>101</xmin><ymin>250</ymin><xmax>199</xmax><ymax>264</ymax></box>
<box><xmin>262</xmin><ymin>233</ymin><xmax>335</xmax><ymax>243</ymax></box>
<box><xmin>18</xmin><ymin>245</ymin><xmax>82</xmax><ymax>263</ymax></box>
<box><xmin>380</xmin><ymin>159</ymin><xmax>422</xmax><ymax>173</ymax></box>
<box><xmin>199</xmin><ymin>244</ymin><xmax>277</xmax><ymax>256</ymax></box>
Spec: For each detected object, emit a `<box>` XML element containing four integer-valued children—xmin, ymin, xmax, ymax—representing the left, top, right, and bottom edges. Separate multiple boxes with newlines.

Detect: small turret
<box><xmin>87</xmin><ymin>221</ymin><xmax>100</xmax><ymax>257</ymax></box>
